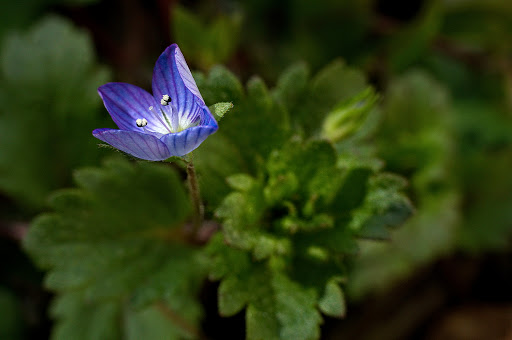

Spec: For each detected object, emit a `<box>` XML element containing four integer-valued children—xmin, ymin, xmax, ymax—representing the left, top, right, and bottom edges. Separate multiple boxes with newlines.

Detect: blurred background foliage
<box><xmin>0</xmin><ymin>0</ymin><xmax>511</xmax><ymax>339</ymax></box>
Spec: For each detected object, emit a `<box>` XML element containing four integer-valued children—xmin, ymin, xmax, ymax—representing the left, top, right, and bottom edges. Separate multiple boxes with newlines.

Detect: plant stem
<box><xmin>185</xmin><ymin>155</ymin><xmax>204</xmax><ymax>234</ymax></box>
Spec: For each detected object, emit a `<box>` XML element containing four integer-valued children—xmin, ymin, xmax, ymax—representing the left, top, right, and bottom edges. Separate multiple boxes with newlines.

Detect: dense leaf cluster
<box><xmin>195</xmin><ymin>63</ymin><xmax>412</xmax><ymax>339</ymax></box>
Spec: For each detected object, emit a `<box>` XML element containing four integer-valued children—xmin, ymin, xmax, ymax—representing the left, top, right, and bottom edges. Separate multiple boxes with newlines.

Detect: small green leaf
<box><xmin>209</xmin><ymin>102</ymin><xmax>234</xmax><ymax>121</ymax></box>
<box><xmin>318</xmin><ymin>279</ymin><xmax>346</xmax><ymax>318</ymax></box>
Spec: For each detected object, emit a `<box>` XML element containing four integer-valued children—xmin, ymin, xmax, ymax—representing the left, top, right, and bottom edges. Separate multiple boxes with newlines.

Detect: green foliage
<box><xmin>193</xmin><ymin>61</ymin><xmax>413</xmax><ymax>338</ymax></box>
<box><xmin>23</xmin><ymin>158</ymin><xmax>205</xmax><ymax>339</ymax></box>
<box><xmin>208</xmin><ymin>135</ymin><xmax>411</xmax><ymax>338</ymax></box>
<box><xmin>273</xmin><ymin>61</ymin><xmax>368</xmax><ymax>137</ymax></box>
<box><xmin>194</xmin><ymin>60</ymin><xmax>370</xmax><ymax>209</ymax></box>
<box><xmin>0</xmin><ymin>16</ymin><xmax>110</xmax><ymax>210</ymax></box>
<box><xmin>173</xmin><ymin>5</ymin><xmax>241</xmax><ymax>70</ymax></box>
<box><xmin>194</xmin><ymin>66</ymin><xmax>291</xmax><ymax>208</ymax></box>
<box><xmin>348</xmin><ymin>71</ymin><xmax>461</xmax><ymax>298</ymax></box>
<box><xmin>208</xmin><ymin>237</ymin><xmax>323</xmax><ymax>340</ymax></box>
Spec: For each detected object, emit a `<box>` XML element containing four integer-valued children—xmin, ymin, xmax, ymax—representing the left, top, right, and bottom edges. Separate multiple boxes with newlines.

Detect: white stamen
<box><xmin>160</xmin><ymin>94</ymin><xmax>171</xmax><ymax>106</ymax></box>
<box><xmin>136</xmin><ymin>118</ymin><xmax>148</xmax><ymax>127</ymax></box>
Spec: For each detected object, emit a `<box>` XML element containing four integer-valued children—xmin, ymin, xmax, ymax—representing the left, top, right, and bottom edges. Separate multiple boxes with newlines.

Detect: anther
<box><xmin>136</xmin><ymin>118</ymin><xmax>148</xmax><ymax>127</ymax></box>
<box><xmin>160</xmin><ymin>94</ymin><xmax>171</xmax><ymax>106</ymax></box>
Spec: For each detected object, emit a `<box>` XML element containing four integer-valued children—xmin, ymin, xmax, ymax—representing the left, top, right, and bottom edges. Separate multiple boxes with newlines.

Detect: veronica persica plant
<box><xmin>93</xmin><ymin>44</ymin><xmax>218</xmax><ymax>161</ymax></box>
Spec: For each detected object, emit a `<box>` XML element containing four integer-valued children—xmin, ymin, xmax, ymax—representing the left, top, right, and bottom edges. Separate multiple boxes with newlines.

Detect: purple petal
<box><xmin>174</xmin><ymin>46</ymin><xmax>204</xmax><ymax>103</ymax></box>
<box><xmin>98</xmin><ymin>83</ymin><xmax>168</xmax><ymax>134</ymax></box>
<box><xmin>93</xmin><ymin>128</ymin><xmax>170</xmax><ymax>161</ymax></box>
<box><xmin>160</xmin><ymin>125</ymin><xmax>218</xmax><ymax>157</ymax></box>
<box><xmin>152</xmin><ymin>44</ymin><xmax>204</xmax><ymax>124</ymax></box>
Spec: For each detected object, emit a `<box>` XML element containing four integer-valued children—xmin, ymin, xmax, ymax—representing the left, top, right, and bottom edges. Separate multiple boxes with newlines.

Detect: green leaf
<box><xmin>244</xmin><ymin>267</ymin><xmax>322</xmax><ymax>340</ymax></box>
<box><xmin>295</xmin><ymin>60</ymin><xmax>367</xmax><ymax>136</ymax></box>
<box><xmin>266</xmin><ymin>139</ymin><xmax>338</xmax><ymax>202</ymax></box>
<box><xmin>51</xmin><ymin>292</ymin><xmax>195</xmax><ymax>340</ymax></box>
<box><xmin>318</xmin><ymin>279</ymin><xmax>346</xmax><ymax>318</ymax></box>
<box><xmin>51</xmin><ymin>293</ymin><xmax>120</xmax><ymax>340</ymax></box>
<box><xmin>193</xmin><ymin>133</ymin><xmax>246</xmax><ymax>208</ymax></box>
<box><xmin>196</xmin><ymin>65</ymin><xmax>244</xmax><ymax>104</ymax></box>
<box><xmin>173</xmin><ymin>5</ymin><xmax>241</xmax><ymax>69</ymax></box>
<box><xmin>208</xmin><ymin>240</ymin><xmax>322</xmax><ymax>340</ymax></box>
<box><xmin>270</xmin><ymin>271</ymin><xmax>322</xmax><ymax>340</ymax></box>
<box><xmin>172</xmin><ymin>5</ymin><xmax>205</xmax><ymax>64</ymax></box>
<box><xmin>0</xmin><ymin>15</ymin><xmax>110</xmax><ymax>210</ymax></box>
<box><xmin>209</xmin><ymin>102</ymin><xmax>234</xmax><ymax>121</ymax></box>
<box><xmin>197</xmin><ymin>67</ymin><xmax>290</xmax><ymax>173</ymax></box>
<box><xmin>272</xmin><ymin>62</ymin><xmax>310</xmax><ymax>111</ymax></box>
<box><xmin>350</xmin><ymin>174</ymin><xmax>413</xmax><ymax>239</ymax></box>
<box><xmin>24</xmin><ymin>158</ymin><xmax>205</xmax><ymax>338</ymax></box>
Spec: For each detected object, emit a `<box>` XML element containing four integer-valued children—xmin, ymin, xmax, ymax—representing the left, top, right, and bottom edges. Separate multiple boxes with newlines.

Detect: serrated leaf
<box><xmin>51</xmin><ymin>293</ymin><xmax>120</xmax><ymax>340</ymax></box>
<box><xmin>209</xmin><ymin>242</ymin><xmax>323</xmax><ymax>340</ymax></box>
<box><xmin>51</xmin><ymin>292</ymin><xmax>195</xmax><ymax>340</ymax></box>
<box><xmin>271</xmin><ymin>272</ymin><xmax>322</xmax><ymax>340</ymax></box>
<box><xmin>24</xmin><ymin>158</ymin><xmax>205</xmax><ymax>338</ymax></box>
<box><xmin>223</xmin><ymin>264</ymin><xmax>322</xmax><ymax>340</ymax></box>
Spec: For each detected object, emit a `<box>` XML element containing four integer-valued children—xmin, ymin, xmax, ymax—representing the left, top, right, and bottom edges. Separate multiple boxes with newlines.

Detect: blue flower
<box><xmin>93</xmin><ymin>44</ymin><xmax>218</xmax><ymax>161</ymax></box>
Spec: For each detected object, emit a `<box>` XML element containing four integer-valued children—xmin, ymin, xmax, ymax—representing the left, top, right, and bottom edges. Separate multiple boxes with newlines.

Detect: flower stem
<box><xmin>185</xmin><ymin>155</ymin><xmax>204</xmax><ymax>234</ymax></box>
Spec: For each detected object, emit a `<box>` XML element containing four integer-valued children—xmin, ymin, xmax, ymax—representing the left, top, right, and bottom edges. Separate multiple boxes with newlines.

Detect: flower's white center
<box><xmin>136</xmin><ymin>94</ymin><xmax>199</xmax><ymax>134</ymax></box>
